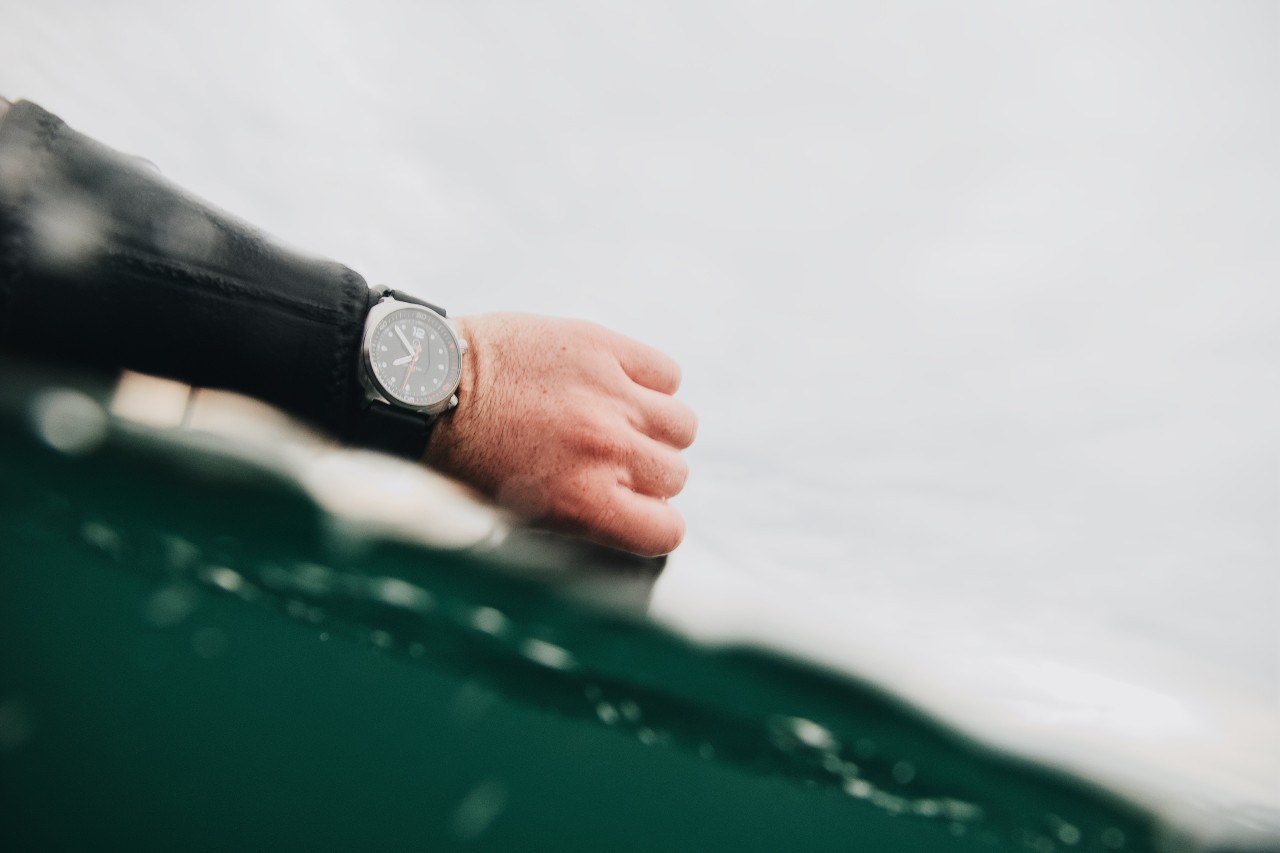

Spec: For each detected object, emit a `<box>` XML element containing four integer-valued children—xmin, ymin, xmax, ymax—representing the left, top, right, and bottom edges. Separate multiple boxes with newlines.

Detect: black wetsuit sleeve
<box><xmin>0</xmin><ymin>100</ymin><xmax>371</xmax><ymax>439</ymax></box>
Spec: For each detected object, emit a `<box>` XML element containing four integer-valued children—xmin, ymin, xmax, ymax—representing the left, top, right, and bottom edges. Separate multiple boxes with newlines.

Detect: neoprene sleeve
<box><xmin>0</xmin><ymin>100</ymin><xmax>371</xmax><ymax>440</ymax></box>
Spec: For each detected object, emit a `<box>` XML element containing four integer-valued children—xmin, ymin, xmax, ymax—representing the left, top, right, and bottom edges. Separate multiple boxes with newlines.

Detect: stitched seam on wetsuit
<box><xmin>104</xmin><ymin>250</ymin><xmax>353</xmax><ymax>327</ymax></box>
<box><xmin>330</xmin><ymin>267</ymin><xmax>368</xmax><ymax>439</ymax></box>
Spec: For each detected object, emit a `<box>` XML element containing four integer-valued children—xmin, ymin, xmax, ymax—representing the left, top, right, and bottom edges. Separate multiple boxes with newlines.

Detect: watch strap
<box><xmin>351</xmin><ymin>399</ymin><xmax>437</xmax><ymax>459</ymax></box>
<box><xmin>370</xmin><ymin>285</ymin><xmax>446</xmax><ymax>317</ymax></box>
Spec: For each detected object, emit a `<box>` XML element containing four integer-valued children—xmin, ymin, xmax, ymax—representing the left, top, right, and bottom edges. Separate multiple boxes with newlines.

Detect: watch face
<box><xmin>364</xmin><ymin>305</ymin><xmax>463</xmax><ymax>410</ymax></box>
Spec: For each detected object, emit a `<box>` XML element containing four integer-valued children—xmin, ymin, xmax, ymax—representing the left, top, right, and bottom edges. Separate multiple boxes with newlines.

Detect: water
<box><xmin>2</xmin><ymin>1</ymin><xmax>1276</xmax><ymax>842</ymax></box>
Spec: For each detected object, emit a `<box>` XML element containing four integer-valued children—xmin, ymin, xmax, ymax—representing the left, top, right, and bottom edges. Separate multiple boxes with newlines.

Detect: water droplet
<box><xmin>408</xmin><ymin>642</ymin><xmax>425</xmax><ymax>658</ymax></box>
<box><xmin>1101</xmin><ymin>828</ymin><xmax>1126</xmax><ymax>849</ymax></box>
<box><xmin>1057</xmin><ymin>823</ymin><xmax>1081</xmax><ymax>846</ymax></box>
<box><xmin>291</xmin><ymin>562</ymin><xmax>336</xmax><ymax>596</ymax></box>
<box><xmin>80</xmin><ymin>521</ymin><xmax>122</xmax><ymax>559</ymax></box>
<box><xmin>369</xmin><ymin>630</ymin><xmax>393</xmax><ymax>649</ymax></box>
<box><xmin>844</xmin><ymin>779</ymin><xmax>872</xmax><ymax>798</ymax></box>
<box><xmin>29</xmin><ymin>193</ymin><xmax>106</xmax><ymax>271</ymax></box>
<box><xmin>870</xmin><ymin>790</ymin><xmax>906</xmax><ymax>814</ymax></box>
<box><xmin>1031</xmin><ymin>834</ymin><xmax>1057</xmax><ymax>853</ymax></box>
<box><xmin>913</xmin><ymin>799</ymin><xmax>941</xmax><ymax>817</ymax></box>
<box><xmin>892</xmin><ymin>761</ymin><xmax>916</xmax><ymax>784</ymax></box>
<box><xmin>144</xmin><ymin>584</ymin><xmax>197</xmax><ymax>627</ymax></box>
<box><xmin>451</xmin><ymin>779</ymin><xmax>507</xmax><ymax>842</ymax></box>
<box><xmin>520</xmin><ymin>638</ymin><xmax>575</xmax><ymax>671</ymax></box>
<box><xmin>470</xmin><ymin>606</ymin><xmax>509</xmax><ymax>635</ymax></box>
<box><xmin>29</xmin><ymin>389</ymin><xmax>108</xmax><ymax>454</ymax></box>
<box><xmin>941</xmin><ymin>799</ymin><xmax>982</xmax><ymax>822</ymax></box>
<box><xmin>259</xmin><ymin>563</ymin><xmax>293</xmax><ymax>588</ymax></box>
<box><xmin>162</xmin><ymin>536</ymin><xmax>200</xmax><ymax>572</ymax></box>
<box><xmin>193</xmin><ymin>627</ymin><xmax>227</xmax><ymax>659</ymax></box>
<box><xmin>619</xmin><ymin>700</ymin><xmax>642</xmax><ymax>723</ymax></box>
<box><xmin>596</xmin><ymin>702</ymin><xmax>619</xmax><ymax>725</ymax></box>
<box><xmin>204</xmin><ymin>566</ymin><xmax>244</xmax><ymax>593</ymax></box>
<box><xmin>370</xmin><ymin>577</ymin><xmax>433</xmax><ymax>611</ymax></box>
<box><xmin>637</xmin><ymin>727</ymin><xmax>658</xmax><ymax>746</ymax></box>
<box><xmin>772</xmin><ymin>715</ymin><xmax>838</xmax><ymax>751</ymax></box>
<box><xmin>698</xmin><ymin>743</ymin><xmax>715</xmax><ymax>760</ymax></box>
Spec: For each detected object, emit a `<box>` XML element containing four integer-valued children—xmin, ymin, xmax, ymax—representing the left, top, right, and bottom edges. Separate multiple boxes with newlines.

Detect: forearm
<box><xmin>0</xmin><ymin>98</ymin><xmax>695</xmax><ymax>557</ymax></box>
<box><xmin>0</xmin><ymin>100</ymin><xmax>370</xmax><ymax>438</ymax></box>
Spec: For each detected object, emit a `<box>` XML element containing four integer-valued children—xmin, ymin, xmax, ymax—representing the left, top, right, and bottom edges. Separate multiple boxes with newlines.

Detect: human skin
<box><xmin>432</xmin><ymin>313</ymin><xmax>696</xmax><ymax>557</ymax></box>
<box><xmin>0</xmin><ymin>95</ymin><xmax>696</xmax><ymax>555</ymax></box>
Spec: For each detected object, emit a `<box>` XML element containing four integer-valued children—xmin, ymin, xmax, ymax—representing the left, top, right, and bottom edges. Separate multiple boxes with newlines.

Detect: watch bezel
<box><xmin>360</xmin><ymin>298</ymin><xmax>465</xmax><ymax>416</ymax></box>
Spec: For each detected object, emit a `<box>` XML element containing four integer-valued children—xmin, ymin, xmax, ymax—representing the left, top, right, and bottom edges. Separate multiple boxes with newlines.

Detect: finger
<box><xmin>617</xmin><ymin>338</ymin><xmax>682</xmax><ymax>394</ymax></box>
<box><xmin>621</xmin><ymin>435</ymin><xmax>689</xmax><ymax>499</ymax></box>
<box><xmin>632</xmin><ymin>386</ymin><xmax>698</xmax><ymax>449</ymax></box>
<box><xmin>588</xmin><ymin>486</ymin><xmax>686</xmax><ymax>557</ymax></box>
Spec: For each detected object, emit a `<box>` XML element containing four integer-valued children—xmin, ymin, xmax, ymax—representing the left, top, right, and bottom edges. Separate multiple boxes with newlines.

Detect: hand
<box><xmin>424</xmin><ymin>313</ymin><xmax>697</xmax><ymax>557</ymax></box>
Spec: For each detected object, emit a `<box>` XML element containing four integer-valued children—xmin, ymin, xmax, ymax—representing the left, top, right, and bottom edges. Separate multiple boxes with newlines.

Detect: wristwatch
<box><xmin>352</xmin><ymin>286</ymin><xmax>468</xmax><ymax>459</ymax></box>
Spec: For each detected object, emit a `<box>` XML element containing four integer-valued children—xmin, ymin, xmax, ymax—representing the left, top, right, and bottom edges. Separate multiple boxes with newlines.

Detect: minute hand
<box><xmin>401</xmin><ymin>342</ymin><xmax>423</xmax><ymax>390</ymax></box>
<box><xmin>394</xmin><ymin>326</ymin><xmax>415</xmax><ymax>353</ymax></box>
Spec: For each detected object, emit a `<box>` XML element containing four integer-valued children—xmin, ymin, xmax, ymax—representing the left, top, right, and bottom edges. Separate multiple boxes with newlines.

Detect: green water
<box><xmin>0</xmin><ymin>368</ymin><xmax>1183</xmax><ymax>852</ymax></box>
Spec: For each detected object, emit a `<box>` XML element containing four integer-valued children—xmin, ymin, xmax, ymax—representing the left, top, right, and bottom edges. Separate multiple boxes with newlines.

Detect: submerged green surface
<box><xmin>0</xmin><ymin>372</ymin><xmax>1178</xmax><ymax>852</ymax></box>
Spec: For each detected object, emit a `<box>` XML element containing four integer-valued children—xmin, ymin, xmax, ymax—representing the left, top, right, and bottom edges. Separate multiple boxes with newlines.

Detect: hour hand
<box><xmin>392</xmin><ymin>354</ymin><xmax>414</xmax><ymax>366</ymax></box>
<box><xmin>394</xmin><ymin>326</ymin><xmax>415</xmax><ymax>353</ymax></box>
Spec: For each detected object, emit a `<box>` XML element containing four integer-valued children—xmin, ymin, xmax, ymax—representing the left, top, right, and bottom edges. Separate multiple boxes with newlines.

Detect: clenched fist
<box><xmin>424</xmin><ymin>313</ymin><xmax>697</xmax><ymax>557</ymax></box>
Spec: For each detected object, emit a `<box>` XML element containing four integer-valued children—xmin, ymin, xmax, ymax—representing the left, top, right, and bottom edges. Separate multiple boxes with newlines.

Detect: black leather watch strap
<box><xmin>371</xmin><ymin>285</ymin><xmax>446</xmax><ymax>317</ymax></box>
<box><xmin>351</xmin><ymin>399</ymin><xmax>436</xmax><ymax>459</ymax></box>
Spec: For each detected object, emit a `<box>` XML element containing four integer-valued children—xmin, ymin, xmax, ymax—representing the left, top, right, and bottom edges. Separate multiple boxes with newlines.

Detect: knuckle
<box><xmin>647</xmin><ymin>514</ymin><xmax>686</xmax><ymax>556</ymax></box>
<box><xmin>681</xmin><ymin>407</ymin><xmax>698</xmax><ymax>445</ymax></box>
<box><xmin>664</xmin><ymin>357</ymin><xmax>683</xmax><ymax>392</ymax></box>
<box><xmin>644</xmin><ymin>452</ymin><xmax>687</xmax><ymax>498</ymax></box>
<box><xmin>650</xmin><ymin>399</ymin><xmax>697</xmax><ymax>448</ymax></box>
<box><xmin>574</xmin><ymin>489</ymin><xmax>624</xmax><ymax>536</ymax></box>
<box><xmin>668</xmin><ymin>456</ymin><xmax>690</xmax><ymax>494</ymax></box>
<box><xmin>569</xmin><ymin>412</ymin><xmax>625</xmax><ymax>460</ymax></box>
<box><xmin>569</xmin><ymin>318</ymin><xmax>609</xmax><ymax>346</ymax></box>
<box><xmin>546</xmin><ymin>473</ymin><xmax>595</xmax><ymax>522</ymax></box>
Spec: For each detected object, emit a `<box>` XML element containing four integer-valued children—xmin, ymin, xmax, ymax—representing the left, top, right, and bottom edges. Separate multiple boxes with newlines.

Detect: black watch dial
<box><xmin>365</xmin><ymin>305</ymin><xmax>463</xmax><ymax>410</ymax></box>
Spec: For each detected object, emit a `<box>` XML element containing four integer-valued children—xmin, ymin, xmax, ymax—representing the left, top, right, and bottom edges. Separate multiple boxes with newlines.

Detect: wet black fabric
<box><xmin>0</xmin><ymin>100</ymin><xmax>371</xmax><ymax>440</ymax></box>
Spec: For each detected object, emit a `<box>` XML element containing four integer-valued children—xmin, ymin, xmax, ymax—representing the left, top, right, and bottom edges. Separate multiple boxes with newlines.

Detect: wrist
<box><xmin>421</xmin><ymin>313</ymin><xmax>481</xmax><ymax>467</ymax></box>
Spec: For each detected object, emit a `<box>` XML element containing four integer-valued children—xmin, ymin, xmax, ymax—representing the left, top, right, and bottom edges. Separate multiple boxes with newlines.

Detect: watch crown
<box><xmin>449</xmin><ymin>394</ymin><xmax>459</xmax><ymax>409</ymax></box>
<box><xmin>459</xmin><ymin>338</ymin><xmax>470</xmax><ymax>356</ymax></box>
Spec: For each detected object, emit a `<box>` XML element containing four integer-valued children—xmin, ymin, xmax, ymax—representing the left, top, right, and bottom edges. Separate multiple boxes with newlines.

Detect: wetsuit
<box><xmin>0</xmin><ymin>100</ymin><xmax>375</xmax><ymax>445</ymax></box>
